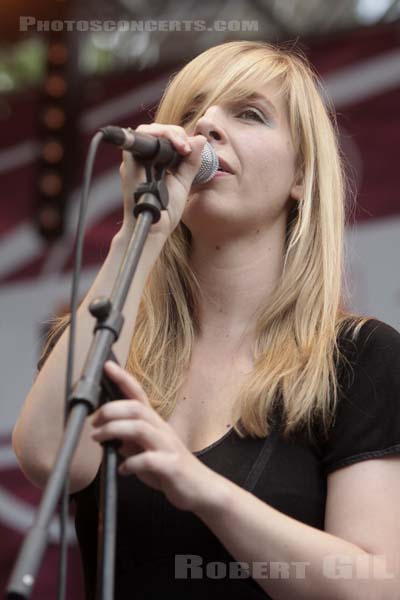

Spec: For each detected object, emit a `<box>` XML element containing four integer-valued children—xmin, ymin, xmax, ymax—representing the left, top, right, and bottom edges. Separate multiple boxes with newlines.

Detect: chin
<box><xmin>184</xmin><ymin>191</ymin><xmax>229</xmax><ymax>222</ymax></box>
<box><xmin>187</xmin><ymin>188</ymin><xmax>227</xmax><ymax>204</ymax></box>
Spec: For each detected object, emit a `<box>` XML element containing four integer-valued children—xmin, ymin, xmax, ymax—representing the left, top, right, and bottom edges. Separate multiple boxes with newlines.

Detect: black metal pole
<box><xmin>7</xmin><ymin>158</ymin><xmax>170</xmax><ymax>599</ymax></box>
<box><xmin>6</xmin><ymin>404</ymin><xmax>89</xmax><ymax>599</ymax></box>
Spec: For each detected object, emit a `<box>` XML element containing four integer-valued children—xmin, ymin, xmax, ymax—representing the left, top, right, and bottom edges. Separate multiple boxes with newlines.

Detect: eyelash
<box><xmin>236</xmin><ymin>107</ymin><xmax>267</xmax><ymax>123</ymax></box>
<box><xmin>180</xmin><ymin>105</ymin><xmax>268</xmax><ymax>126</ymax></box>
<box><xmin>180</xmin><ymin>110</ymin><xmax>196</xmax><ymax>125</ymax></box>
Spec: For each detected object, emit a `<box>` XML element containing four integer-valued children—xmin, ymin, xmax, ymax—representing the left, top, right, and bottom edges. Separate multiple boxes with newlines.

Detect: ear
<box><xmin>290</xmin><ymin>171</ymin><xmax>303</xmax><ymax>202</ymax></box>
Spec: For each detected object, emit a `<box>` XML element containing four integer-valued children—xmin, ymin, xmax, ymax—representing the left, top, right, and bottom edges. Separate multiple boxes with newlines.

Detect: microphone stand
<box><xmin>6</xmin><ymin>152</ymin><xmax>171</xmax><ymax>600</ymax></box>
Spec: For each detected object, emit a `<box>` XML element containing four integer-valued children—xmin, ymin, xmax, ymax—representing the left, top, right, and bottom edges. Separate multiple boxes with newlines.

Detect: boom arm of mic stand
<box><xmin>6</xmin><ymin>160</ymin><xmax>170</xmax><ymax>600</ymax></box>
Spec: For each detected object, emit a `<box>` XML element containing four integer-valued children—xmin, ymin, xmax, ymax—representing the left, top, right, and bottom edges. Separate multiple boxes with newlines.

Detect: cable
<box><xmin>57</xmin><ymin>130</ymin><xmax>105</xmax><ymax>600</ymax></box>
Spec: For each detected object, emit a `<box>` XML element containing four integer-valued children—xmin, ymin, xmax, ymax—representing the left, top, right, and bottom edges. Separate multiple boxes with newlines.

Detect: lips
<box><xmin>216</xmin><ymin>156</ymin><xmax>234</xmax><ymax>174</ymax></box>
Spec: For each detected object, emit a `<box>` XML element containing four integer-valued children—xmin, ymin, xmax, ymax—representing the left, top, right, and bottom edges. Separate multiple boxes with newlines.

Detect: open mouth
<box><xmin>216</xmin><ymin>156</ymin><xmax>234</xmax><ymax>174</ymax></box>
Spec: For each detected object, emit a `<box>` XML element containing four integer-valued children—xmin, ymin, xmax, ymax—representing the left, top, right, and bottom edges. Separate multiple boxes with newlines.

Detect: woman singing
<box><xmin>12</xmin><ymin>40</ymin><xmax>400</xmax><ymax>599</ymax></box>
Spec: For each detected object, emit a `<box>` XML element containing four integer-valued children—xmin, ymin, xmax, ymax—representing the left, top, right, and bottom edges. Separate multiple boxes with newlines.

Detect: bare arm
<box><xmin>12</xmin><ymin>228</ymin><xmax>166</xmax><ymax>492</ymax></box>
<box><xmin>12</xmin><ymin>125</ymin><xmax>206</xmax><ymax>493</ymax></box>
<box><xmin>194</xmin><ymin>461</ymin><xmax>400</xmax><ymax>600</ymax></box>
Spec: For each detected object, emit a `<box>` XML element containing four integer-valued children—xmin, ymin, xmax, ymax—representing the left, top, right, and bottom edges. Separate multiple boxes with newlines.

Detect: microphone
<box><xmin>100</xmin><ymin>125</ymin><xmax>218</xmax><ymax>185</ymax></box>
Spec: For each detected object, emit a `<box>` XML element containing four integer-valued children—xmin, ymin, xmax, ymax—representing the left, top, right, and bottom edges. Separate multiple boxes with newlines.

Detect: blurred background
<box><xmin>1</xmin><ymin>0</ymin><xmax>399</xmax><ymax>597</ymax></box>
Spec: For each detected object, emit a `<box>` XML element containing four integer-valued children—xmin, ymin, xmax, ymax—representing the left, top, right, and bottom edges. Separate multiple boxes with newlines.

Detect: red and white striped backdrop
<box><xmin>1</xmin><ymin>24</ymin><xmax>399</xmax><ymax>598</ymax></box>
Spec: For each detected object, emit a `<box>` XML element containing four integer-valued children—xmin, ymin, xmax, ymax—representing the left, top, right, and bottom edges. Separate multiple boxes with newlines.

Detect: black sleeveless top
<box><xmin>38</xmin><ymin>318</ymin><xmax>400</xmax><ymax>599</ymax></box>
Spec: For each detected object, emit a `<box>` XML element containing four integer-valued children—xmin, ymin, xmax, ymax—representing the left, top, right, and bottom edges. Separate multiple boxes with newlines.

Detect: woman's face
<box><xmin>181</xmin><ymin>80</ymin><xmax>302</xmax><ymax>240</ymax></box>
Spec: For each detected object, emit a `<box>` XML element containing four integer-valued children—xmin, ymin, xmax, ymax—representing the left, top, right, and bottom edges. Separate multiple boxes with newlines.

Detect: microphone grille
<box><xmin>192</xmin><ymin>141</ymin><xmax>218</xmax><ymax>186</ymax></box>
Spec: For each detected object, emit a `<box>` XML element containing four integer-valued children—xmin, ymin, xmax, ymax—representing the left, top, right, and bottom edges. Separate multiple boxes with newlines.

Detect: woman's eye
<box><xmin>237</xmin><ymin>108</ymin><xmax>267</xmax><ymax>123</ymax></box>
<box><xmin>180</xmin><ymin>110</ymin><xmax>196</xmax><ymax>125</ymax></box>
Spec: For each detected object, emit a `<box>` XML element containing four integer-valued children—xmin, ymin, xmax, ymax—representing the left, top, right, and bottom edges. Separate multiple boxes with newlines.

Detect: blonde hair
<box><xmin>40</xmin><ymin>41</ymin><xmax>373</xmax><ymax>443</ymax></box>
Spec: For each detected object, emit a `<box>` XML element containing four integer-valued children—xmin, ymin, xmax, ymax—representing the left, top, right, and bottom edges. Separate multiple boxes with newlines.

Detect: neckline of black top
<box><xmin>192</xmin><ymin>426</ymin><xmax>235</xmax><ymax>457</ymax></box>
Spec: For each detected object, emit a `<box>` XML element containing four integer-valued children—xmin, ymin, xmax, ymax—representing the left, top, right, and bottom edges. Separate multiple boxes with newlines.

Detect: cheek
<box><xmin>245</xmin><ymin>136</ymin><xmax>296</xmax><ymax>190</ymax></box>
<box><xmin>238</xmin><ymin>142</ymin><xmax>296</xmax><ymax>223</ymax></box>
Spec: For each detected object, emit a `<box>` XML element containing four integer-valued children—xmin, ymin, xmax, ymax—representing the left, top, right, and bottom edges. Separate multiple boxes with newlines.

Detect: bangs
<box><xmin>155</xmin><ymin>44</ymin><xmax>290</xmax><ymax>128</ymax></box>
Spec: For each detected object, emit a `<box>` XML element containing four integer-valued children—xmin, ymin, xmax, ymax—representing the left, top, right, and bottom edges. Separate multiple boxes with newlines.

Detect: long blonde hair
<box><xmin>40</xmin><ymin>41</ymin><xmax>373</xmax><ymax>443</ymax></box>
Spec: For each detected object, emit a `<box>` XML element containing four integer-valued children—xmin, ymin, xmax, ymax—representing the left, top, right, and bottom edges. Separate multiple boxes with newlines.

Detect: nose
<box><xmin>194</xmin><ymin>106</ymin><xmax>227</xmax><ymax>143</ymax></box>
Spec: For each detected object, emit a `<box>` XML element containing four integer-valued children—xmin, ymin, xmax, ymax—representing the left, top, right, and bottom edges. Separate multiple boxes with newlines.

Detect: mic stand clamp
<box><xmin>133</xmin><ymin>161</ymin><xmax>169</xmax><ymax>222</ymax></box>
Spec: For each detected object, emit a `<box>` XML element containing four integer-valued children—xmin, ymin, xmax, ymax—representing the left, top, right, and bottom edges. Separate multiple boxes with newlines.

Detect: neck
<box><xmin>189</xmin><ymin>221</ymin><xmax>286</xmax><ymax>346</ymax></box>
